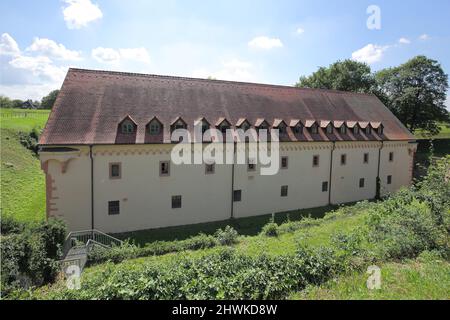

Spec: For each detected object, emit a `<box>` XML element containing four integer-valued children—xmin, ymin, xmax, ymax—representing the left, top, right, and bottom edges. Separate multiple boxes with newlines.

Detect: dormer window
<box><xmin>279</xmin><ymin>123</ymin><xmax>287</xmax><ymax>135</ymax></box>
<box><xmin>365</xmin><ymin>126</ymin><xmax>372</xmax><ymax>135</ymax></box>
<box><xmin>353</xmin><ymin>126</ymin><xmax>359</xmax><ymax>135</ymax></box>
<box><xmin>340</xmin><ymin>125</ymin><xmax>347</xmax><ymax>135</ymax></box>
<box><xmin>147</xmin><ymin>118</ymin><xmax>162</xmax><ymax>135</ymax></box>
<box><xmin>326</xmin><ymin>124</ymin><xmax>333</xmax><ymax>134</ymax></box>
<box><xmin>293</xmin><ymin>124</ymin><xmax>302</xmax><ymax>134</ymax></box>
<box><xmin>241</xmin><ymin>122</ymin><xmax>250</xmax><ymax>131</ymax></box>
<box><xmin>378</xmin><ymin>126</ymin><xmax>383</xmax><ymax>135</ymax></box>
<box><xmin>273</xmin><ymin>120</ymin><xmax>287</xmax><ymax>135</ymax></box>
<box><xmin>171</xmin><ymin>118</ymin><xmax>187</xmax><ymax>132</ymax></box>
<box><xmin>217</xmin><ymin>119</ymin><xmax>231</xmax><ymax>134</ymax></box>
<box><xmin>201</xmin><ymin>121</ymin><xmax>209</xmax><ymax>134</ymax></box>
<box><xmin>255</xmin><ymin>119</ymin><xmax>269</xmax><ymax>133</ymax></box>
<box><xmin>310</xmin><ymin>124</ymin><xmax>318</xmax><ymax>134</ymax></box>
<box><xmin>120</xmin><ymin>117</ymin><xmax>136</xmax><ymax>134</ymax></box>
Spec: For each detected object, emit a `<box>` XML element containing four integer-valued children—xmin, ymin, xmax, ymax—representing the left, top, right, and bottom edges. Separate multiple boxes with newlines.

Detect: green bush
<box><xmin>18</xmin><ymin>127</ymin><xmax>41</xmax><ymax>155</ymax></box>
<box><xmin>261</xmin><ymin>221</ymin><xmax>279</xmax><ymax>237</ymax></box>
<box><xmin>1</xmin><ymin>215</ymin><xmax>26</xmax><ymax>234</ymax></box>
<box><xmin>214</xmin><ymin>225</ymin><xmax>239</xmax><ymax>245</ymax></box>
<box><xmin>1</xmin><ymin>219</ymin><xmax>66</xmax><ymax>295</ymax></box>
<box><xmin>49</xmin><ymin>247</ymin><xmax>340</xmax><ymax>300</ymax></box>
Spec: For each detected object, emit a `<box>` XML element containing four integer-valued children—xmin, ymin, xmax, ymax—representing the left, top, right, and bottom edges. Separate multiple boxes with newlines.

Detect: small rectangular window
<box><xmin>341</xmin><ymin>154</ymin><xmax>347</xmax><ymax>165</ymax></box>
<box><xmin>248</xmin><ymin>159</ymin><xmax>256</xmax><ymax>172</ymax></box>
<box><xmin>171</xmin><ymin>195</ymin><xmax>182</xmax><ymax>209</ymax></box>
<box><xmin>322</xmin><ymin>181</ymin><xmax>328</xmax><ymax>192</ymax></box>
<box><xmin>205</xmin><ymin>163</ymin><xmax>215</xmax><ymax>174</ymax></box>
<box><xmin>233</xmin><ymin>190</ymin><xmax>242</xmax><ymax>202</ymax></box>
<box><xmin>326</xmin><ymin>125</ymin><xmax>333</xmax><ymax>134</ymax></box>
<box><xmin>389</xmin><ymin>152</ymin><xmax>394</xmax><ymax>162</ymax></box>
<box><xmin>109</xmin><ymin>163</ymin><xmax>121</xmax><ymax>179</ymax></box>
<box><xmin>387</xmin><ymin>175</ymin><xmax>392</xmax><ymax>185</ymax></box>
<box><xmin>160</xmin><ymin>161</ymin><xmax>170</xmax><ymax>176</ymax></box>
<box><xmin>359</xmin><ymin>178</ymin><xmax>365</xmax><ymax>188</ymax></box>
<box><xmin>364</xmin><ymin>153</ymin><xmax>369</xmax><ymax>164</ymax></box>
<box><xmin>281</xmin><ymin>185</ymin><xmax>288</xmax><ymax>197</ymax></box>
<box><xmin>340</xmin><ymin>126</ymin><xmax>347</xmax><ymax>134</ymax></box>
<box><xmin>311</xmin><ymin>126</ymin><xmax>318</xmax><ymax>134</ymax></box>
<box><xmin>108</xmin><ymin>201</ymin><xmax>120</xmax><ymax>215</ymax></box>
<box><xmin>281</xmin><ymin>156</ymin><xmax>288</xmax><ymax>169</ymax></box>
<box><xmin>354</xmin><ymin>126</ymin><xmax>359</xmax><ymax>135</ymax></box>
<box><xmin>313</xmin><ymin>155</ymin><xmax>320</xmax><ymax>167</ymax></box>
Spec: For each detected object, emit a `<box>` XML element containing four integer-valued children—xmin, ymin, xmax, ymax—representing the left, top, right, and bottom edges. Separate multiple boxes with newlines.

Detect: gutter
<box><xmin>90</xmin><ymin>145</ymin><xmax>94</xmax><ymax>230</ymax></box>
<box><xmin>328</xmin><ymin>141</ymin><xmax>336</xmax><ymax>205</ymax></box>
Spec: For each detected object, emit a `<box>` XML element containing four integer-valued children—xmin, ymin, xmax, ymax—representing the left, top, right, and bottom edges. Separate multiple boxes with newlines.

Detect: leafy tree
<box><xmin>296</xmin><ymin>59</ymin><xmax>375</xmax><ymax>93</ymax></box>
<box><xmin>11</xmin><ymin>99</ymin><xmax>23</xmax><ymax>109</ymax></box>
<box><xmin>375</xmin><ymin>56</ymin><xmax>449</xmax><ymax>134</ymax></box>
<box><xmin>0</xmin><ymin>95</ymin><xmax>13</xmax><ymax>108</ymax></box>
<box><xmin>40</xmin><ymin>90</ymin><xmax>60</xmax><ymax>109</ymax></box>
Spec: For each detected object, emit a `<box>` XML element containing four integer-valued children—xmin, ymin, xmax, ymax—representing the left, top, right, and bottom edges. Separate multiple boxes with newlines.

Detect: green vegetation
<box><xmin>1</xmin><ymin>109</ymin><xmax>50</xmax><ymax>222</ymax></box>
<box><xmin>1</xmin><ymin>218</ymin><xmax>67</xmax><ymax>296</ymax></box>
<box><xmin>25</xmin><ymin>157</ymin><xmax>449</xmax><ymax>300</ymax></box>
<box><xmin>293</xmin><ymin>251</ymin><xmax>450</xmax><ymax>300</ymax></box>
<box><xmin>415</xmin><ymin>123</ymin><xmax>450</xmax><ymax>139</ymax></box>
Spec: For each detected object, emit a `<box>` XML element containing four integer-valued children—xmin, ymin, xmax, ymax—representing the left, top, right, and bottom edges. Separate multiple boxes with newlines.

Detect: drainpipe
<box><xmin>230</xmin><ymin>141</ymin><xmax>236</xmax><ymax>219</ymax></box>
<box><xmin>328</xmin><ymin>141</ymin><xmax>336</xmax><ymax>205</ymax></box>
<box><xmin>90</xmin><ymin>145</ymin><xmax>94</xmax><ymax>231</ymax></box>
<box><xmin>376</xmin><ymin>141</ymin><xmax>384</xmax><ymax>199</ymax></box>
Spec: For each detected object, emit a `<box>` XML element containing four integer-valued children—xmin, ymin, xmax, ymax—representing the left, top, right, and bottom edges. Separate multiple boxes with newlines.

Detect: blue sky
<box><xmin>1</xmin><ymin>0</ymin><xmax>449</xmax><ymax>108</ymax></box>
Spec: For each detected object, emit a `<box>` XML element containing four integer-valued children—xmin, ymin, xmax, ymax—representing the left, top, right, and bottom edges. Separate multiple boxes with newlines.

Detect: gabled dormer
<box><xmin>216</xmin><ymin>118</ymin><xmax>231</xmax><ymax>134</ymax></box>
<box><xmin>371</xmin><ymin>122</ymin><xmax>384</xmax><ymax>135</ymax></box>
<box><xmin>171</xmin><ymin>117</ymin><xmax>187</xmax><ymax>132</ymax></box>
<box><xmin>304</xmin><ymin>120</ymin><xmax>318</xmax><ymax>134</ymax></box>
<box><xmin>290</xmin><ymin>119</ymin><xmax>303</xmax><ymax>135</ymax></box>
<box><xmin>119</xmin><ymin>115</ymin><xmax>137</xmax><ymax>134</ymax></box>
<box><xmin>194</xmin><ymin>117</ymin><xmax>210</xmax><ymax>134</ymax></box>
<box><xmin>346</xmin><ymin>121</ymin><xmax>360</xmax><ymax>135</ymax></box>
<box><xmin>273</xmin><ymin>119</ymin><xmax>288</xmax><ymax>135</ymax></box>
<box><xmin>359</xmin><ymin>121</ymin><xmax>371</xmax><ymax>135</ymax></box>
<box><xmin>146</xmin><ymin>117</ymin><xmax>163</xmax><ymax>135</ymax></box>
<box><xmin>236</xmin><ymin>118</ymin><xmax>251</xmax><ymax>131</ymax></box>
<box><xmin>255</xmin><ymin>119</ymin><xmax>269</xmax><ymax>131</ymax></box>
<box><xmin>334</xmin><ymin>121</ymin><xmax>347</xmax><ymax>135</ymax></box>
<box><xmin>320</xmin><ymin>120</ymin><xmax>333</xmax><ymax>134</ymax></box>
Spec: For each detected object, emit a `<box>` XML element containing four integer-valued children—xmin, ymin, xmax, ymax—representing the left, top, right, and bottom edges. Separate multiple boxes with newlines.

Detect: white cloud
<box><xmin>9</xmin><ymin>55</ymin><xmax>66</xmax><ymax>83</ymax></box>
<box><xmin>352</xmin><ymin>44</ymin><xmax>388</xmax><ymax>64</ymax></box>
<box><xmin>398</xmin><ymin>37</ymin><xmax>411</xmax><ymax>45</ymax></box>
<box><xmin>26</xmin><ymin>37</ymin><xmax>82</xmax><ymax>61</ymax></box>
<box><xmin>248</xmin><ymin>36</ymin><xmax>283</xmax><ymax>50</ymax></box>
<box><xmin>62</xmin><ymin>0</ymin><xmax>103</xmax><ymax>29</ymax></box>
<box><xmin>91</xmin><ymin>47</ymin><xmax>151</xmax><ymax>64</ymax></box>
<box><xmin>296</xmin><ymin>28</ymin><xmax>305</xmax><ymax>35</ymax></box>
<box><xmin>118</xmin><ymin>48</ymin><xmax>150</xmax><ymax>64</ymax></box>
<box><xmin>419</xmin><ymin>34</ymin><xmax>430</xmax><ymax>41</ymax></box>
<box><xmin>192</xmin><ymin>58</ymin><xmax>255</xmax><ymax>82</ymax></box>
<box><xmin>91</xmin><ymin>47</ymin><xmax>121</xmax><ymax>63</ymax></box>
<box><xmin>0</xmin><ymin>33</ymin><xmax>20</xmax><ymax>56</ymax></box>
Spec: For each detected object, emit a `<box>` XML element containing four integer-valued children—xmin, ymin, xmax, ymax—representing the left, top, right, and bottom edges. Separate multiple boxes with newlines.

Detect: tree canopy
<box><xmin>40</xmin><ymin>90</ymin><xmax>60</xmax><ymax>109</ymax></box>
<box><xmin>296</xmin><ymin>56</ymin><xmax>449</xmax><ymax>134</ymax></box>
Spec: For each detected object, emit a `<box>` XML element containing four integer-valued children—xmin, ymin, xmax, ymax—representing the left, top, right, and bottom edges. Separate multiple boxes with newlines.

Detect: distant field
<box><xmin>0</xmin><ymin>109</ymin><xmax>50</xmax><ymax>222</ymax></box>
<box><xmin>415</xmin><ymin>122</ymin><xmax>450</xmax><ymax>139</ymax></box>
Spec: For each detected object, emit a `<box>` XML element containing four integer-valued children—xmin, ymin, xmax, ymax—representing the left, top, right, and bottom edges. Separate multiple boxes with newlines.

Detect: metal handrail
<box><xmin>63</xmin><ymin>229</ymin><xmax>122</xmax><ymax>257</ymax></box>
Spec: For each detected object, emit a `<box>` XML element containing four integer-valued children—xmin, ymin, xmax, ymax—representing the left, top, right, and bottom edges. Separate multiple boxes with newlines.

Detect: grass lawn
<box><xmin>292</xmin><ymin>256</ymin><xmax>450</xmax><ymax>300</ymax></box>
<box><xmin>114</xmin><ymin>204</ymin><xmax>336</xmax><ymax>245</ymax></box>
<box><xmin>0</xmin><ymin>109</ymin><xmax>50</xmax><ymax>222</ymax></box>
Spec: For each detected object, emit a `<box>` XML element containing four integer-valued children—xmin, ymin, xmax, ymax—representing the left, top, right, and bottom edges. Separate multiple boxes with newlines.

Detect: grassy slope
<box><xmin>293</xmin><ymin>257</ymin><xmax>450</xmax><ymax>300</ymax></box>
<box><xmin>0</xmin><ymin>109</ymin><xmax>49</xmax><ymax>222</ymax></box>
<box><xmin>415</xmin><ymin>122</ymin><xmax>450</xmax><ymax>139</ymax></box>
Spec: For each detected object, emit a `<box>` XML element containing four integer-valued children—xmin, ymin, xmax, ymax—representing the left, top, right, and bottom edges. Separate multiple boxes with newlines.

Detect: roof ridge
<box><xmin>67</xmin><ymin>68</ymin><xmax>377</xmax><ymax>97</ymax></box>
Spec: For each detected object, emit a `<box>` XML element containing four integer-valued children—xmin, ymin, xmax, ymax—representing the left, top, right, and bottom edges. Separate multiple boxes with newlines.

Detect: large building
<box><xmin>39</xmin><ymin>68</ymin><xmax>417</xmax><ymax>233</ymax></box>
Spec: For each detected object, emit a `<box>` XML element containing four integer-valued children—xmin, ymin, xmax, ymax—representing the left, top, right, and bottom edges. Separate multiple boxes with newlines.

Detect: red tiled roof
<box><xmin>39</xmin><ymin>68</ymin><xmax>415</xmax><ymax>145</ymax></box>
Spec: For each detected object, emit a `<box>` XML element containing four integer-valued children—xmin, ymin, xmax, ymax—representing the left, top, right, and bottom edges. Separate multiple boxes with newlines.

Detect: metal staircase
<box><xmin>61</xmin><ymin>230</ymin><xmax>123</xmax><ymax>274</ymax></box>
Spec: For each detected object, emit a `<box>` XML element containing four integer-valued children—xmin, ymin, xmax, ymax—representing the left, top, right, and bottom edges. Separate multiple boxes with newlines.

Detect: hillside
<box><xmin>0</xmin><ymin>109</ymin><xmax>49</xmax><ymax>222</ymax></box>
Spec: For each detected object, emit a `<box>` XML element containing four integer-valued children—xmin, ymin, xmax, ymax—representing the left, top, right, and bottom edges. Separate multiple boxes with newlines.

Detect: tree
<box><xmin>296</xmin><ymin>59</ymin><xmax>375</xmax><ymax>93</ymax></box>
<box><xmin>40</xmin><ymin>90</ymin><xmax>60</xmax><ymax>109</ymax></box>
<box><xmin>375</xmin><ymin>56</ymin><xmax>449</xmax><ymax>134</ymax></box>
<box><xmin>0</xmin><ymin>95</ymin><xmax>13</xmax><ymax>108</ymax></box>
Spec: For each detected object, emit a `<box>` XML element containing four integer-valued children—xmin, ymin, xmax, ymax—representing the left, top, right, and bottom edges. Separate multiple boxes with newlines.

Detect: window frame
<box><xmin>312</xmin><ymin>155</ymin><xmax>320</xmax><ymax>167</ymax></box>
<box><xmin>108</xmin><ymin>200</ymin><xmax>120</xmax><ymax>215</ymax></box>
<box><xmin>233</xmin><ymin>190</ymin><xmax>242</xmax><ymax>202</ymax></box>
<box><xmin>281</xmin><ymin>156</ymin><xmax>288</xmax><ymax>169</ymax></box>
<box><xmin>121</xmin><ymin>121</ymin><xmax>135</xmax><ymax>134</ymax></box>
<box><xmin>322</xmin><ymin>181</ymin><xmax>328</xmax><ymax>192</ymax></box>
<box><xmin>109</xmin><ymin>162</ymin><xmax>122</xmax><ymax>179</ymax></box>
<box><xmin>281</xmin><ymin>185</ymin><xmax>288</xmax><ymax>197</ymax></box>
<box><xmin>359</xmin><ymin>178</ymin><xmax>365</xmax><ymax>188</ymax></box>
<box><xmin>387</xmin><ymin>175</ymin><xmax>392</xmax><ymax>185</ymax></box>
<box><xmin>148</xmin><ymin>120</ymin><xmax>162</xmax><ymax>135</ymax></box>
<box><xmin>205</xmin><ymin>163</ymin><xmax>215</xmax><ymax>175</ymax></box>
<box><xmin>160</xmin><ymin>161</ymin><xmax>170</xmax><ymax>177</ymax></box>
<box><xmin>340</xmin><ymin>154</ymin><xmax>347</xmax><ymax>166</ymax></box>
<box><xmin>363</xmin><ymin>153</ymin><xmax>369</xmax><ymax>164</ymax></box>
<box><xmin>171</xmin><ymin>195</ymin><xmax>182</xmax><ymax>209</ymax></box>
<box><xmin>340</xmin><ymin>125</ymin><xmax>347</xmax><ymax>135</ymax></box>
<box><xmin>389</xmin><ymin>152</ymin><xmax>394</xmax><ymax>162</ymax></box>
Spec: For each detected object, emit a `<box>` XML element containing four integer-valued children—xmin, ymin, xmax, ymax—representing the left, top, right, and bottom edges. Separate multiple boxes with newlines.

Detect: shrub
<box><xmin>214</xmin><ymin>226</ymin><xmax>239</xmax><ymax>245</ymax></box>
<box><xmin>1</xmin><ymin>219</ymin><xmax>66</xmax><ymax>296</ymax></box>
<box><xmin>261</xmin><ymin>221</ymin><xmax>279</xmax><ymax>237</ymax></box>
<box><xmin>18</xmin><ymin>127</ymin><xmax>41</xmax><ymax>155</ymax></box>
<box><xmin>1</xmin><ymin>216</ymin><xmax>26</xmax><ymax>234</ymax></box>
